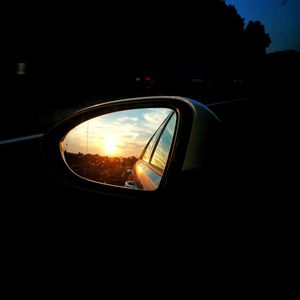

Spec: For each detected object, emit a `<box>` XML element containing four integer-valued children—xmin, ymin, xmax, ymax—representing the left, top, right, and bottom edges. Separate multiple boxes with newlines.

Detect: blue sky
<box><xmin>226</xmin><ymin>0</ymin><xmax>300</xmax><ymax>53</ymax></box>
<box><xmin>63</xmin><ymin>108</ymin><xmax>172</xmax><ymax>157</ymax></box>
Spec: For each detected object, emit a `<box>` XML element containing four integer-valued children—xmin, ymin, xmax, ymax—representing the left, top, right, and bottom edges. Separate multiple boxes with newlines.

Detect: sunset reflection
<box><xmin>63</xmin><ymin>108</ymin><xmax>171</xmax><ymax>158</ymax></box>
<box><xmin>61</xmin><ymin>108</ymin><xmax>173</xmax><ymax>186</ymax></box>
<box><xmin>103</xmin><ymin>137</ymin><xmax>118</xmax><ymax>155</ymax></box>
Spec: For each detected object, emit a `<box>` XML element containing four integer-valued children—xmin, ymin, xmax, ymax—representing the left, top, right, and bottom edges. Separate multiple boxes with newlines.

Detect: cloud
<box><xmin>143</xmin><ymin>110</ymin><xmax>170</xmax><ymax>126</ymax></box>
<box><xmin>63</xmin><ymin>108</ymin><xmax>174</xmax><ymax>157</ymax></box>
<box><xmin>116</xmin><ymin>116</ymin><xmax>139</xmax><ymax>122</ymax></box>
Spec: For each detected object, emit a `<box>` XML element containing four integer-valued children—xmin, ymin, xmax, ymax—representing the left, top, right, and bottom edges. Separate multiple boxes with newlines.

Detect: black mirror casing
<box><xmin>41</xmin><ymin>96</ymin><xmax>221</xmax><ymax>201</ymax></box>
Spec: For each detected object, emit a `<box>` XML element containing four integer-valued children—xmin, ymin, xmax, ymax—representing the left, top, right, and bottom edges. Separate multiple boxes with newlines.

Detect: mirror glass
<box><xmin>61</xmin><ymin>108</ymin><xmax>177</xmax><ymax>191</ymax></box>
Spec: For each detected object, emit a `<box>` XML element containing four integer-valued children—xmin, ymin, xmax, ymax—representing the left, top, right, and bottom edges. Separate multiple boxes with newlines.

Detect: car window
<box><xmin>142</xmin><ymin>119</ymin><xmax>165</xmax><ymax>163</ymax></box>
<box><xmin>151</xmin><ymin>113</ymin><xmax>176</xmax><ymax>170</ymax></box>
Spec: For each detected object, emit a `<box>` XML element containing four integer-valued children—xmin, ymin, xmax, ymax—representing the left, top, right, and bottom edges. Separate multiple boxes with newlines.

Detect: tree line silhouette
<box><xmin>4</xmin><ymin>0</ymin><xmax>299</xmax><ymax>111</ymax></box>
<box><xmin>64</xmin><ymin>151</ymin><xmax>137</xmax><ymax>187</ymax></box>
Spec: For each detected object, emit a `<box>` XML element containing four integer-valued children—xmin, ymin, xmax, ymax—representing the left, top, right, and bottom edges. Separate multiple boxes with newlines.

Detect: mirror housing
<box><xmin>41</xmin><ymin>96</ymin><xmax>221</xmax><ymax>200</ymax></box>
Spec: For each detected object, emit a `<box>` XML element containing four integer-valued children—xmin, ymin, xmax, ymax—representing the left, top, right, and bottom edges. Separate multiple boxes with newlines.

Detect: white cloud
<box><xmin>63</xmin><ymin>108</ymin><xmax>174</xmax><ymax>157</ymax></box>
<box><xmin>116</xmin><ymin>116</ymin><xmax>139</xmax><ymax>122</ymax></box>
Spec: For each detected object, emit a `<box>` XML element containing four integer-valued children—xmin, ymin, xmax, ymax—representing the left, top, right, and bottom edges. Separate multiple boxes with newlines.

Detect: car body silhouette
<box><xmin>125</xmin><ymin>111</ymin><xmax>176</xmax><ymax>191</ymax></box>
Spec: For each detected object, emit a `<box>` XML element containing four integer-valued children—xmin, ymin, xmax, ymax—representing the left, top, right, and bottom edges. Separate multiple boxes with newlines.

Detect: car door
<box><xmin>131</xmin><ymin>111</ymin><xmax>177</xmax><ymax>190</ymax></box>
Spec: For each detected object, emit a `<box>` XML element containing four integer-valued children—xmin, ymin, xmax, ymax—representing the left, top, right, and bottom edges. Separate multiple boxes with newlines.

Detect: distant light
<box><xmin>135</xmin><ymin>77</ymin><xmax>141</xmax><ymax>82</ymax></box>
<box><xmin>16</xmin><ymin>62</ymin><xmax>26</xmax><ymax>75</ymax></box>
<box><xmin>145</xmin><ymin>76</ymin><xmax>152</xmax><ymax>81</ymax></box>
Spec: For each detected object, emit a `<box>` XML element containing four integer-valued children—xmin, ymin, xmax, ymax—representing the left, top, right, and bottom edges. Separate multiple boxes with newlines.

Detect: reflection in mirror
<box><xmin>61</xmin><ymin>108</ymin><xmax>177</xmax><ymax>191</ymax></box>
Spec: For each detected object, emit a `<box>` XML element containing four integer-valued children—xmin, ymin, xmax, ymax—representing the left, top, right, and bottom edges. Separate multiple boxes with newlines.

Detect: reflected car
<box><xmin>125</xmin><ymin>111</ymin><xmax>177</xmax><ymax>191</ymax></box>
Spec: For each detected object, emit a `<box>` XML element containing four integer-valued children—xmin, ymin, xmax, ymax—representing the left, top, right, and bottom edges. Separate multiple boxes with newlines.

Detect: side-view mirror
<box><xmin>60</xmin><ymin>107</ymin><xmax>176</xmax><ymax>191</ymax></box>
<box><xmin>41</xmin><ymin>96</ymin><xmax>221</xmax><ymax>200</ymax></box>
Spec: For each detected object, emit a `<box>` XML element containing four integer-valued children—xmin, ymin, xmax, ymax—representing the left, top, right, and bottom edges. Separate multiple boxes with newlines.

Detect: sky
<box><xmin>226</xmin><ymin>0</ymin><xmax>300</xmax><ymax>53</ymax></box>
<box><xmin>63</xmin><ymin>108</ymin><xmax>173</xmax><ymax>158</ymax></box>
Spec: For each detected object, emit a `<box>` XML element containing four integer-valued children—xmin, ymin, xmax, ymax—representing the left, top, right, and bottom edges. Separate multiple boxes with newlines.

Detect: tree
<box><xmin>244</xmin><ymin>21</ymin><xmax>272</xmax><ymax>56</ymax></box>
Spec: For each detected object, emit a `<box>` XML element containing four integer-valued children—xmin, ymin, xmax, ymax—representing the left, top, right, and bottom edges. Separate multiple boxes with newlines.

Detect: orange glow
<box><xmin>104</xmin><ymin>137</ymin><xmax>117</xmax><ymax>155</ymax></box>
<box><xmin>136</xmin><ymin>164</ymin><xmax>143</xmax><ymax>175</ymax></box>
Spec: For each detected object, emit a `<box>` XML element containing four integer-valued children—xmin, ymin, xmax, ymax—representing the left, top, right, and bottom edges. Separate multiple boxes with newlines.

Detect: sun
<box><xmin>104</xmin><ymin>137</ymin><xmax>117</xmax><ymax>155</ymax></box>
